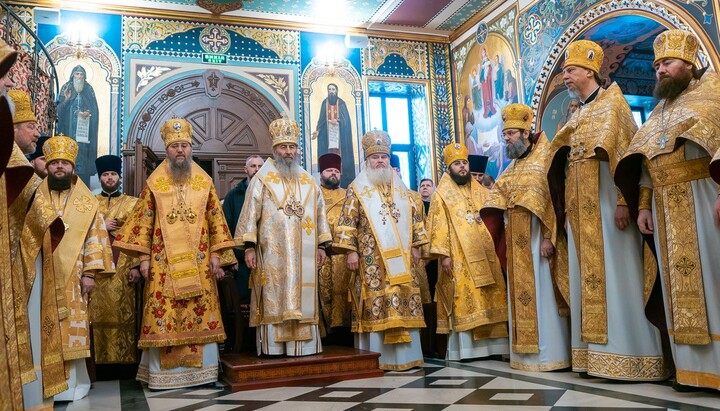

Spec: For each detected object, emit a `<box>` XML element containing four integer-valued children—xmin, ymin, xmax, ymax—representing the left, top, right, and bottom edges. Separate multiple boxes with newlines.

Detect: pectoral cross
<box><xmin>380</xmin><ymin>201</ymin><xmax>400</xmax><ymax>225</ymax></box>
<box><xmin>657</xmin><ymin>132</ymin><xmax>669</xmax><ymax>150</ymax></box>
<box><xmin>569</xmin><ymin>142</ymin><xmax>588</xmax><ymax>160</ymax></box>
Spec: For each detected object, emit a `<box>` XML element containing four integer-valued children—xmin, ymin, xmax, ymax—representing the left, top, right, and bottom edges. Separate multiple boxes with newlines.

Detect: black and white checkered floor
<box><xmin>56</xmin><ymin>359</ymin><xmax>719</xmax><ymax>411</ymax></box>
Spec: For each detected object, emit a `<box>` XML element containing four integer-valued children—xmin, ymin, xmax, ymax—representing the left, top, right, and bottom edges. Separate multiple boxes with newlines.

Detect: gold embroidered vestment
<box><xmin>483</xmin><ymin>132</ymin><xmax>568</xmax><ymax>354</ymax></box>
<box><xmin>91</xmin><ymin>193</ymin><xmax>140</xmax><ymax>364</ymax></box>
<box><xmin>319</xmin><ymin>186</ymin><xmax>352</xmax><ymax>330</ymax></box>
<box><xmin>114</xmin><ymin>162</ymin><xmax>235</xmax><ymax>362</ymax></box>
<box><xmin>427</xmin><ymin>175</ymin><xmax>508</xmax><ymax>338</ymax></box>
<box><xmin>551</xmin><ymin>83</ymin><xmax>637</xmax><ymax>344</ymax></box>
<box><xmin>622</xmin><ymin>72</ymin><xmax>720</xmax><ymax>347</ymax></box>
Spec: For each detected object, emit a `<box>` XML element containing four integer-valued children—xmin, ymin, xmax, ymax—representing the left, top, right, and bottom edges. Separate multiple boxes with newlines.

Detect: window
<box><xmin>368</xmin><ymin>90</ymin><xmax>415</xmax><ymax>189</ymax></box>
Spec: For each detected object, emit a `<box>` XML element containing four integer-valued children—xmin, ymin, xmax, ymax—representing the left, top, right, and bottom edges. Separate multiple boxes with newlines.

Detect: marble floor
<box><xmin>54</xmin><ymin>359</ymin><xmax>720</xmax><ymax>411</ymax></box>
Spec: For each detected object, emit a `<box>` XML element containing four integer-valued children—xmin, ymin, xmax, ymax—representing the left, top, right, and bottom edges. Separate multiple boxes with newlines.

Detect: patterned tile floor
<box><xmin>55</xmin><ymin>359</ymin><xmax>720</xmax><ymax>411</ymax></box>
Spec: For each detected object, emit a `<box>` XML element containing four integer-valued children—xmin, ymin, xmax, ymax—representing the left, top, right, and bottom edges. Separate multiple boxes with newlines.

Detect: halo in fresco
<box><xmin>455</xmin><ymin>32</ymin><xmax>519</xmax><ymax>178</ymax></box>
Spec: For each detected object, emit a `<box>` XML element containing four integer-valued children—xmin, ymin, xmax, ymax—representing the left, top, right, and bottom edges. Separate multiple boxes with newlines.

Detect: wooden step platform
<box><xmin>220</xmin><ymin>346</ymin><xmax>384</xmax><ymax>391</ymax></box>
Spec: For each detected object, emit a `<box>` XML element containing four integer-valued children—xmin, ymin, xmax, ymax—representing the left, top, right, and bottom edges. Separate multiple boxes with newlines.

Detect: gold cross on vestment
<box><xmin>266</xmin><ymin>171</ymin><xmax>280</xmax><ymax>184</ymax></box>
<box><xmin>298</xmin><ymin>174</ymin><xmax>313</xmax><ymax>185</ymax></box>
<box><xmin>301</xmin><ymin>216</ymin><xmax>315</xmax><ymax>234</ymax></box>
<box><xmin>359</xmin><ymin>186</ymin><xmax>376</xmax><ymax>199</ymax></box>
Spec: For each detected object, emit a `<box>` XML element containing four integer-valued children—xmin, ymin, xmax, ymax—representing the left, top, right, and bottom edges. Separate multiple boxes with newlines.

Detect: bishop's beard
<box><xmin>449</xmin><ymin>169</ymin><xmax>471</xmax><ymax>185</ymax></box>
<box><xmin>169</xmin><ymin>157</ymin><xmax>192</xmax><ymax>184</ymax></box>
<box><xmin>366</xmin><ymin>166</ymin><xmax>393</xmax><ymax>186</ymax></box>
<box><xmin>654</xmin><ymin>70</ymin><xmax>692</xmax><ymax>100</ymax></box>
<box><xmin>327</xmin><ymin>94</ymin><xmax>338</xmax><ymax>105</ymax></box>
<box><xmin>274</xmin><ymin>155</ymin><xmax>299</xmax><ymax>180</ymax></box>
<box><xmin>48</xmin><ymin>172</ymin><xmax>72</xmax><ymax>191</ymax></box>
<box><xmin>505</xmin><ymin>137</ymin><xmax>529</xmax><ymax>159</ymax></box>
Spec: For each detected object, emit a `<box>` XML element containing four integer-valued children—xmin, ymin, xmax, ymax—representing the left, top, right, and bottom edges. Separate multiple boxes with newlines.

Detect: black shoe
<box><xmin>578</xmin><ymin>372</ymin><xmax>593</xmax><ymax>379</ymax></box>
<box><xmin>672</xmin><ymin>380</ymin><xmax>706</xmax><ymax>393</ymax></box>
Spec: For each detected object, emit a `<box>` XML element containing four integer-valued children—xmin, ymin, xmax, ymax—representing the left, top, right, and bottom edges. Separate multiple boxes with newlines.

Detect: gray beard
<box><xmin>168</xmin><ymin>157</ymin><xmax>191</xmax><ymax>184</ymax></box>
<box><xmin>505</xmin><ymin>137</ymin><xmax>528</xmax><ymax>159</ymax></box>
<box><xmin>274</xmin><ymin>155</ymin><xmax>299</xmax><ymax>180</ymax></box>
<box><xmin>73</xmin><ymin>78</ymin><xmax>84</xmax><ymax>93</ymax></box>
<box><xmin>366</xmin><ymin>166</ymin><xmax>393</xmax><ymax>186</ymax></box>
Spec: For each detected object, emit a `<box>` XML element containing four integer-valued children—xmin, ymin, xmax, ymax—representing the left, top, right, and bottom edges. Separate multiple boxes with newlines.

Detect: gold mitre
<box><xmin>653</xmin><ymin>29</ymin><xmax>699</xmax><ymax>66</ymax></box>
<box><xmin>563</xmin><ymin>40</ymin><xmax>603</xmax><ymax>74</ymax></box>
<box><xmin>502</xmin><ymin>103</ymin><xmax>533</xmax><ymax>131</ymax></box>
<box><xmin>362</xmin><ymin>130</ymin><xmax>391</xmax><ymax>158</ymax></box>
<box><xmin>268</xmin><ymin>114</ymin><xmax>300</xmax><ymax>147</ymax></box>
<box><xmin>43</xmin><ymin>134</ymin><xmax>78</xmax><ymax>166</ymax></box>
<box><xmin>7</xmin><ymin>89</ymin><xmax>37</xmax><ymax>124</ymax></box>
<box><xmin>442</xmin><ymin>142</ymin><xmax>468</xmax><ymax>166</ymax></box>
<box><xmin>160</xmin><ymin>117</ymin><xmax>192</xmax><ymax>148</ymax></box>
<box><xmin>0</xmin><ymin>38</ymin><xmax>18</xmax><ymax>79</ymax></box>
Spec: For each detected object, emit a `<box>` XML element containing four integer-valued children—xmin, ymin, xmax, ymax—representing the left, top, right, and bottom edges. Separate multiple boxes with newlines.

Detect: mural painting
<box><xmin>453</xmin><ymin>32</ymin><xmax>519</xmax><ymax>178</ymax></box>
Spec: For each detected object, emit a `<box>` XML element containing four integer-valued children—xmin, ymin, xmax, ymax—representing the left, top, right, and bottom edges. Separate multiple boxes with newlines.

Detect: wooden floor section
<box><xmin>220</xmin><ymin>346</ymin><xmax>384</xmax><ymax>391</ymax></box>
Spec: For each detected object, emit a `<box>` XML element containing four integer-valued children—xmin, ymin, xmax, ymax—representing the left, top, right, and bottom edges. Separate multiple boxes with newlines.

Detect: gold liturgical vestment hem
<box><xmin>648</xmin><ymin>149</ymin><xmax>710</xmax><ymax>345</ymax></box>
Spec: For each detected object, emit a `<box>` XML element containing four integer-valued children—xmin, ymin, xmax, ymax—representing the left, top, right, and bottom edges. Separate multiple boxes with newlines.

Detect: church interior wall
<box><xmin>4</xmin><ymin>0</ymin><xmax>718</xmax><ymax>190</ymax></box>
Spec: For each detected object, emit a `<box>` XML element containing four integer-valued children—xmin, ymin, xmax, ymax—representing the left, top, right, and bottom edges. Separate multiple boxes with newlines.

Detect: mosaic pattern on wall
<box><xmin>120</xmin><ymin>16</ymin><xmax>302</xmax><ymax>160</ymax></box>
<box><xmin>519</xmin><ymin>0</ymin><xmax>706</xmax><ymax>121</ymax></box>
<box><xmin>362</xmin><ymin>38</ymin><xmax>429</xmax><ymax>79</ymax></box>
<box><xmin>429</xmin><ymin>42</ymin><xmax>455</xmax><ymax>181</ymax></box>
<box><xmin>123</xmin><ymin>17</ymin><xmax>300</xmax><ymax>62</ymax></box>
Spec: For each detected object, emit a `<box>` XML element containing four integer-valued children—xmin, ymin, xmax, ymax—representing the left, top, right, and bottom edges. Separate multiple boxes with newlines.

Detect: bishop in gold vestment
<box><xmin>317</xmin><ymin>153</ymin><xmax>352</xmax><ymax>338</ymax></box>
<box><xmin>428</xmin><ymin>143</ymin><xmax>509</xmax><ymax>361</ymax></box>
<box><xmin>235</xmin><ymin>117</ymin><xmax>331</xmax><ymax>356</ymax></box>
<box><xmin>549</xmin><ymin>40</ymin><xmax>668</xmax><ymax>381</ymax></box>
<box><xmin>619</xmin><ymin>30</ymin><xmax>720</xmax><ymax>391</ymax></box>
<box><xmin>91</xmin><ymin>155</ymin><xmax>141</xmax><ymax>369</ymax></box>
<box><xmin>335</xmin><ymin>131</ymin><xmax>428</xmax><ymax>370</ymax></box>
<box><xmin>114</xmin><ymin>119</ymin><xmax>236</xmax><ymax>389</ymax></box>
<box><xmin>22</xmin><ymin>135</ymin><xmax>115</xmax><ymax>402</ymax></box>
<box><xmin>482</xmin><ymin>104</ymin><xmax>570</xmax><ymax>371</ymax></box>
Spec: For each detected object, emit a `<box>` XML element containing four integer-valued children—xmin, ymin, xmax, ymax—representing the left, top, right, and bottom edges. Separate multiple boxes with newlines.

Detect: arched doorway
<box><xmin>125</xmin><ymin>69</ymin><xmax>280</xmax><ymax>198</ymax></box>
